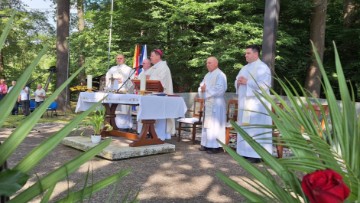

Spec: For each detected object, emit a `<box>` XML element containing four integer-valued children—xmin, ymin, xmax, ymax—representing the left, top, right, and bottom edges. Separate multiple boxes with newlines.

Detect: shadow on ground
<box><xmin>1</xmin><ymin>123</ymin><xmax>275</xmax><ymax>203</ymax></box>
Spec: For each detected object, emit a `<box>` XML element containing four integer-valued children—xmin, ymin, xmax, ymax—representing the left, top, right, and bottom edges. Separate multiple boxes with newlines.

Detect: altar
<box><xmin>75</xmin><ymin>92</ymin><xmax>187</xmax><ymax>147</ymax></box>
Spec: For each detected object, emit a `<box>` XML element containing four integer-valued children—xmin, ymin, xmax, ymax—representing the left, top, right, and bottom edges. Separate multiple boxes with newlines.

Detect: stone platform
<box><xmin>62</xmin><ymin>136</ymin><xmax>175</xmax><ymax>160</ymax></box>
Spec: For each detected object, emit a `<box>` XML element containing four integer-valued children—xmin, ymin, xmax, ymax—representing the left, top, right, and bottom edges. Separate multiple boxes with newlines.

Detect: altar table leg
<box><xmin>103</xmin><ymin>103</ymin><xmax>119</xmax><ymax>130</ymax></box>
<box><xmin>130</xmin><ymin>119</ymin><xmax>164</xmax><ymax>147</ymax></box>
<box><xmin>101</xmin><ymin>108</ymin><xmax>165</xmax><ymax>147</ymax></box>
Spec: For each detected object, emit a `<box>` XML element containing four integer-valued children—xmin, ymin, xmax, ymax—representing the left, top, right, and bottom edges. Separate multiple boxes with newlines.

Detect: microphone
<box><xmin>117</xmin><ymin>68</ymin><xmax>137</xmax><ymax>92</ymax></box>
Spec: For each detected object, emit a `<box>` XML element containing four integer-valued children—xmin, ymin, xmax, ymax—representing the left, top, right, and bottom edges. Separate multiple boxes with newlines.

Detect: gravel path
<box><xmin>1</xmin><ymin>123</ymin><xmax>269</xmax><ymax>203</ymax></box>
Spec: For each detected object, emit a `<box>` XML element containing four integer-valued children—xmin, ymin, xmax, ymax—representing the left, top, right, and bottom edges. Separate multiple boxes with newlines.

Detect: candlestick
<box><xmin>140</xmin><ymin>73</ymin><xmax>146</xmax><ymax>92</ymax></box>
<box><xmin>87</xmin><ymin>75</ymin><xmax>92</xmax><ymax>91</ymax></box>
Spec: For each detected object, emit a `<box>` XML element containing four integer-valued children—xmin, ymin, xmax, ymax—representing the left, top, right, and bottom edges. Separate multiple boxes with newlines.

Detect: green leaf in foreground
<box><xmin>10</xmin><ymin>139</ymin><xmax>113</xmax><ymax>203</ymax></box>
<box><xmin>0</xmin><ymin>169</ymin><xmax>29</xmax><ymax>196</ymax></box>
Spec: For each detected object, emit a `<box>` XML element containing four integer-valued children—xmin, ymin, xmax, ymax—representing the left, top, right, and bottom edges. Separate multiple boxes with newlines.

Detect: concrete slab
<box><xmin>62</xmin><ymin>136</ymin><xmax>175</xmax><ymax>160</ymax></box>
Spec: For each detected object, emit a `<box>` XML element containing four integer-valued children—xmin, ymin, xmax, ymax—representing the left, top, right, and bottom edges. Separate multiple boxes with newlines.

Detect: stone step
<box><xmin>62</xmin><ymin>136</ymin><xmax>175</xmax><ymax>160</ymax></box>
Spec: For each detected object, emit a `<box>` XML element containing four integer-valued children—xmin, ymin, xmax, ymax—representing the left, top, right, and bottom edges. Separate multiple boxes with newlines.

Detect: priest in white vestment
<box><xmin>137</xmin><ymin>59</ymin><xmax>153</xmax><ymax>79</ymax></box>
<box><xmin>235</xmin><ymin>45</ymin><xmax>272</xmax><ymax>163</ymax></box>
<box><xmin>149</xmin><ymin>49</ymin><xmax>175</xmax><ymax>140</ymax></box>
<box><xmin>198</xmin><ymin>56</ymin><xmax>227</xmax><ymax>154</ymax></box>
<box><xmin>106</xmin><ymin>54</ymin><xmax>134</xmax><ymax>130</ymax></box>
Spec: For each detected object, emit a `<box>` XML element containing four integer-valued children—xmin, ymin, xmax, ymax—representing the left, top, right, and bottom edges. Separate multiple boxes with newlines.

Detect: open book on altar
<box><xmin>131</xmin><ymin>79</ymin><xmax>164</xmax><ymax>93</ymax></box>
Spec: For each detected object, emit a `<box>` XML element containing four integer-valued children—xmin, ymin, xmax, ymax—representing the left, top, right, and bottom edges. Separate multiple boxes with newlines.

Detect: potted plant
<box><xmin>87</xmin><ymin>107</ymin><xmax>113</xmax><ymax>144</ymax></box>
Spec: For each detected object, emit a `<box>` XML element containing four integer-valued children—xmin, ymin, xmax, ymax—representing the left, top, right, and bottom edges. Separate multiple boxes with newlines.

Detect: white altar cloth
<box><xmin>75</xmin><ymin>92</ymin><xmax>187</xmax><ymax>121</ymax></box>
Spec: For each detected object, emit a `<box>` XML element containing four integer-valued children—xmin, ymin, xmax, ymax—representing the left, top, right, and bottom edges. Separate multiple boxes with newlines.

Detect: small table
<box><xmin>75</xmin><ymin>92</ymin><xmax>187</xmax><ymax>147</ymax></box>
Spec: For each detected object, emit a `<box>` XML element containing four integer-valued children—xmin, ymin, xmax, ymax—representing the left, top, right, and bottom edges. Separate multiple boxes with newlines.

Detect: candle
<box><xmin>87</xmin><ymin>75</ymin><xmax>92</xmax><ymax>89</ymax></box>
<box><xmin>140</xmin><ymin>73</ymin><xmax>146</xmax><ymax>91</ymax></box>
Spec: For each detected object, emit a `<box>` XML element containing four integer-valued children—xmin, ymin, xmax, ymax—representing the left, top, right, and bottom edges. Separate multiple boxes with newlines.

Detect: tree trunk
<box><xmin>77</xmin><ymin>0</ymin><xmax>86</xmax><ymax>84</ymax></box>
<box><xmin>305</xmin><ymin>0</ymin><xmax>327</xmax><ymax>98</ymax></box>
<box><xmin>56</xmin><ymin>0</ymin><xmax>70</xmax><ymax>112</ymax></box>
<box><xmin>262</xmin><ymin>0</ymin><xmax>280</xmax><ymax>86</ymax></box>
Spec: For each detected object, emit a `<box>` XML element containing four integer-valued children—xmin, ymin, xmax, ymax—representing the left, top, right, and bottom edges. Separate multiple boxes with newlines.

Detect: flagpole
<box><xmin>107</xmin><ymin>0</ymin><xmax>114</xmax><ymax>69</ymax></box>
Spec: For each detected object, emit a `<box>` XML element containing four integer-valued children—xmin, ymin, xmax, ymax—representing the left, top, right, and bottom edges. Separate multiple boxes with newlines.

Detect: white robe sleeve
<box><xmin>198</xmin><ymin>78</ymin><xmax>206</xmax><ymax>98</ymax></box>
<box><xmin>105</xmin><ymin>67</ymin><xmax>114</xmax><ymax>88</ymax></box>
<box><xmin>235</xmin><ymin>71</ymin><xmax>241</xmax><ymax>94</ymax></box>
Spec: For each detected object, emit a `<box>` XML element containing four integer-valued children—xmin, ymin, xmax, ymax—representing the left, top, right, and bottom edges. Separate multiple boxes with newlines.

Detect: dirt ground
<box><xmin>0</xmin><ymin>123</ymin><xmax>270</xmax><ymax>203</ymax></box>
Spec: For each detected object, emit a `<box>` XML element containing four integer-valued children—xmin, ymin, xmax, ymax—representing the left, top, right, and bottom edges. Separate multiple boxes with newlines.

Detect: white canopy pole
<box><xmin>107</xmin><ymin>0</ymin><xmax>114</xmax><ymax>69</ymax></box>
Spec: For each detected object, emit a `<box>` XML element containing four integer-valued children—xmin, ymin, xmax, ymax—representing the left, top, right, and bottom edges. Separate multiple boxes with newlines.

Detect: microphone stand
<box><xmin>117</xmin><ymin>68</ymin><xmax>137</xmax><ymax>93</ymax></box>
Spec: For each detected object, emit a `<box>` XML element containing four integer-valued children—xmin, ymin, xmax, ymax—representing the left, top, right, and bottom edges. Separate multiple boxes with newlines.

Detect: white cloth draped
<box><xmin>148</xmin><ymin>60</ymin><xmax>175</xmax><ymax>138</ymax></box>
<box><xmin>198</xmin><ymin>68</ymin><xmax>227</xmax><ymax>148</ymax></box>
<box><xmin>75</xmin><ymin>93</ymin><xmax>187</xmax><ymax>141</ymax></box>
<box><xmin>106</xmin><ymin>64</ymin><xmax>134</xmax><ymax>128</ymax></box>
<box><xmin>235</xmin><ymin>59</ymin><xmax>272</xmax><ymax>158</ymax></box>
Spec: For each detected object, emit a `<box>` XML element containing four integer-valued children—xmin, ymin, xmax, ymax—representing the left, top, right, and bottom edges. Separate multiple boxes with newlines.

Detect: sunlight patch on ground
<box><xmin>199</xmin><ymin>158</ymin><xmax>215</xmax><ymax>169</ymax></box>
<box><xmin>172</xmin><ymin>154</ymin><xmax>185</xmax><ymax>160</ymax></box>
<box><xmin>77</xmin><ymin>160</ymin><xmax>113</xmax><ymax>173</ymax></box>
<box><xmin>229</xmin><ymin>175</ymin><xmax>274</xmax><ymax>197</ymax></box>
<box><xmin>139</xmin><ymin>174</ymin><xmax>213</xmax><ymax>199</ymax></box>
<box><xmin>177</xmin><ymin>164</ymin><xmax>193</xmax><ymax>170</ymax></box>
<box><xmin>206</xmin><ymin>184</ymin><xmax>233</xmax><ymax>202</ymax></box>
<box><xmin>50</xmin><ymin>181</ymin><xmax>77</xmax><ymax>201</ymax></box>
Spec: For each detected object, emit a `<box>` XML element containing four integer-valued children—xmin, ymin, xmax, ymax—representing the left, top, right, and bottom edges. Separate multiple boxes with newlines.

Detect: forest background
<box><xmin>0</xmin><ymin>0</ymin><xmax>359</xmax><ymax>107</ymax></box>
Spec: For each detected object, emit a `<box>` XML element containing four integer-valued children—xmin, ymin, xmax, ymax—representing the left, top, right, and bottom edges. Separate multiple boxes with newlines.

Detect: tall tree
<box><xmin>305</xmin><ymin>0</ymin><xmax>328</xmax><ymax>97</ymax></box>
<box><xmin>0</xmin><ymin>1</ymin><xmax>22</xmax><ymax>78</ymax></box>
<box><xmin>56</xmin><ymin>0</ymin><xmax>70</xmax><ymax>111</ymax></box>
<box><xmin>262</xmin><ymin>0</ymin><xmax>280</xmax><ymax>85</ymax></box>
<box><xmin>0</xmin><ymin>1</ymin><xmax>54</xmax><ymax>82</ymax></box>
<box><xmin>77</xmin><ymin>0</ymin><xmax>85</xmax><ymax>83</ymax></box>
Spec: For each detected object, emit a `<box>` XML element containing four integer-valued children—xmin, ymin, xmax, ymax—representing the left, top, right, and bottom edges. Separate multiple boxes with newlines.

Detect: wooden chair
<box><xmin>273</xmin><ymin>103</ymin><xmax>329</xmax><ymax>158</ymax></box>
<box><xmin>272</xmin><ymin>103</ymin><xmax>284</xmax><ymax>158</ymax></box>
<box><xmin>177</xmin><ymin>98</ymin><xmax>204</xmax><ymax>144</ymax></box>
<box><xmin>225</xmin><ymin>99</ymin><xmax>238</xmax><ymax>145</ymax></box>
<box><xmin>308</xmin><ymin>104</ymin><xmax>329</xmax><ymax>138</ymax></box>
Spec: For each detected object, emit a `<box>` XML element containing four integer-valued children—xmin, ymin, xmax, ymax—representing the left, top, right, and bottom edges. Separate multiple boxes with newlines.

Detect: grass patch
<box><xmin>3</xmin><ymin>113</ymin><xmax>80</xmax><ymax>128</ymax></box>
<box><xmin>2</xmin><ymin>102</ymin><xmax>86</xmax><ymax>128</ymax></box>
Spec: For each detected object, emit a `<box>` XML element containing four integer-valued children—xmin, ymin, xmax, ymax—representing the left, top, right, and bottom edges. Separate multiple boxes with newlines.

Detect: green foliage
<box><xmin>68</xmin><ymin>0</ymin><xmax>273</xmax><ymax>92</ymax></box>
<box><xmin>86</xmin><ymin>106</ymin><xmax>113</xmax><ymax>135</ymax></box>
<box><xmin>4</xmin><ymin>0</ymin><xmax>360</xmax><ymax>97</ymax></box>
<box><xmin>0</xmin><ymin>6</ymin><xmax>56</xmax><ymax>91</ymax></box>
<box><xmin>0</xmin><ymin>169</ymin><xmax>28</xmax><ymax>196</ymax></box>
<box><xmin>0</xmin><ymin>13</ymin><xmax>132</xmax><ymax>202</ymax></box>
<box><xmin>217</xmin><ymin>43</ymin><xmax>360</xmax><ymax>202</ymax></box>
<box><xmin>88</xmin><ymin>107</ymin><xmax>105</xmax><ymax>135</ymax></box>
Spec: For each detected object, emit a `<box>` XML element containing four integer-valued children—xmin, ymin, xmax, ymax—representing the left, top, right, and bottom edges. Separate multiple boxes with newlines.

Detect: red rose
<box><xmin>301</xmin><ymin>169</ymin><xmax>350</xmax><ymax>203</ymax></box>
